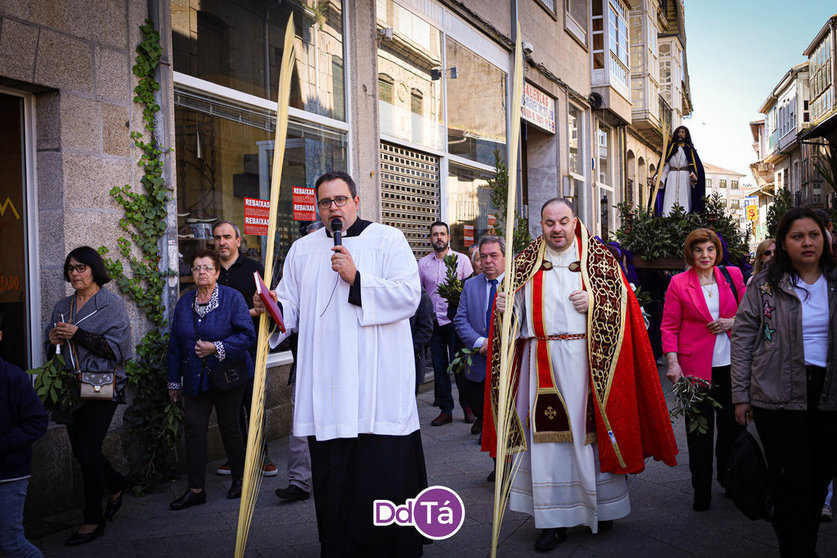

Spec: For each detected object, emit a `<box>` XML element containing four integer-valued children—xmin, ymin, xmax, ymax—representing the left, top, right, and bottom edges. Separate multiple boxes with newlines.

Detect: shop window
<box><xmin>174</xmin><ymin>104</ymin><xmax>347</xmax><ymax>288</ymax></box>
<box><xmin>446</xmin><ymin>37</ymin><xmax>507</xmax><ymax>166</ymax></box>
<box><xmin>446</xmin><ymin>163</ymin><xmax>496</xmax><ymax>254</ymax></box>
<box><xmin>172</xmin><ymin>0</ymin><xmax>345</xmax><ymax>121</ymax></box>
<box><xmin>376</xmin><ymin>0</ymin><xmax>444</xmax><ymax>150</ymax></box>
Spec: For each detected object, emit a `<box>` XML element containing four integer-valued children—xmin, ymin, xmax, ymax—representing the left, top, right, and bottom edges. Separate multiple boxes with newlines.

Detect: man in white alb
<box><xmin>255</xmin><ymin>170</ymin><xmax>426</xmax><ymax>557</ymax></box>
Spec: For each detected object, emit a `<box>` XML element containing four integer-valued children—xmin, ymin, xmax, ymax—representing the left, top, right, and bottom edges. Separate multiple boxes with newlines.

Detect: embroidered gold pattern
<box><xmin>544</xmin><ymin>406</ymin><xmax>557</xmax><ymax>420</ymax></box>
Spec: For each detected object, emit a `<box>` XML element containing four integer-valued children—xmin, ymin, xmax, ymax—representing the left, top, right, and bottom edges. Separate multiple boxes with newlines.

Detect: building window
<box><xmin>597</xmin><ymin>124</ymin><xmax>610</xmax><ymax>186</ymax></box>
<box><xmin>608</xmin><ymin>0</ymin><xmax>629</xmax><ymax>86</ymax></box>
<box><xmin>592</xmin><ymin>1</ymin><xmax>605</xmax><ymax>71</ymax></box>
<box><xmin>447</xmin><ymin>163</ymin><xmax>496</xmax><ymax>252</ymax></box>
<box><xmin>173</xmin><ymin>104</ymin><xmax>348</xmax><ymax>286</ymax></box>
<box><xmin>565</xmin><ymin>0</ymin><xmax>588</xmax><ymax>44</ymax></box>
<box><xmin>731</xmin><ymin>180</ymin><xmax>739</xmax><ymax>190</ymax></box>
<box><xmin>445</xmin><ymin>37</ymin><xmax>507</xmax><ymax>166</ymax></box>
<box><xmin>172</xmin><ymin>0</ymin><xmax>345</xmax><ymax>121</ymax></box>
<box><xmin>719</xmin><ymin>179</ymin><xmax>727</xmax><ymax>189</ymax></box>
<box><xmin>568</xmin><ymin>104</ymin><xmax>585</xmax><ymax>205</ymax></box>
<box><xmin>731</xmin><ymin>199</ymin><xmax>740</xmax><ymax>209</ymax></box>
<box><xmin>378</xmin><ymin>74</ymin><xmax>394</xmax><ymax>104</ymax></box>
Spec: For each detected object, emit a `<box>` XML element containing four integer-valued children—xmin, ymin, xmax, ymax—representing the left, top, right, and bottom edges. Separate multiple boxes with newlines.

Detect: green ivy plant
<box><xmin>27</xmin><ymin>354</ymin><xmax>78</xmax><ymax>413</ymax></box>
<box><xmin>98</xmin><ymin>20</ymin><xmax>181</xmax><ymax>492</ymax></box>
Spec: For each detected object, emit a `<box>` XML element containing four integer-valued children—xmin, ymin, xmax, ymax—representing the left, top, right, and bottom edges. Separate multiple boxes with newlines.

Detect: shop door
<box><xmin>380</xmin><ymin>142</ymin><xmax>440</xmax><ymax>254</ymax></box>
<box><xmin>0</xmin><ymin>93</ymin><xmax>30</xmax><ymax>369</ymax></box>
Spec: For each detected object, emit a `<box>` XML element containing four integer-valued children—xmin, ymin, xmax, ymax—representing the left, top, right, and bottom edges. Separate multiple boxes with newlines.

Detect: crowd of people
<box><xmin>2</xmin><ymin>166</ymin><xmax>836</xmax><ymax>558</ymax></box>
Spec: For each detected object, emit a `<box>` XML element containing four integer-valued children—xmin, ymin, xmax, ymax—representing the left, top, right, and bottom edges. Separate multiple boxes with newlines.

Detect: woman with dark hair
<box><xmin>45</xmin><ymin>246</ymin><xmax>132</xmax><ymax>546</ymax></box>
<box><xmin>731</xmin><ymin>207</ymin><xmax>837</xmax><ymax>557</ymax></box>
<box><xmin>661</xmin><ymin>228</ymin><xmax>745</xmax><ymax>511</ymax></box>
<box><xmin>656</xmin><ymin>125</ymin><xmax>706</xmax><ymax>215</ymax></box>
<box><xmin>167</xmin><ymin>249</ymin><xmax>255</xmax><ymax>510</ymax></box>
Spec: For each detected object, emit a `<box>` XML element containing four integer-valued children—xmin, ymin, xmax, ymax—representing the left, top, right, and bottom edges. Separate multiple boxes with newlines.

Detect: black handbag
<box><xmin>726</xmin><ymin>425</ymin><xmax>772</xmax><ymax>521</ymax></box>
<box><xmin>192</xmin><ymin>303</ymin><xmax>247</xmax><ymax>393</ymax></box>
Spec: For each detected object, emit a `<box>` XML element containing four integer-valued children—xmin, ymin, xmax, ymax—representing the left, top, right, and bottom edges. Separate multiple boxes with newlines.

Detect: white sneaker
<box><xmin>822</xmin><ymin>504</ymin><xmax>833</xmax><ymax>522</ymax></box>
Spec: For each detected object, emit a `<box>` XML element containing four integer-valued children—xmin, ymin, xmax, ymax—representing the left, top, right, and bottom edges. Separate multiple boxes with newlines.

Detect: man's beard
<box><xmin>433</xmin><ymin>241</ymin><xmax>449</xmax><ymax>252</ymax></box>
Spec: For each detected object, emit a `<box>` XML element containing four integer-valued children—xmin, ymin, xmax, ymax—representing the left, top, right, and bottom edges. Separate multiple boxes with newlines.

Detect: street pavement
<box><xmin>30</xmin><ymin>366</ymin><xmax>837</xmax><ymax>557</ymax></box>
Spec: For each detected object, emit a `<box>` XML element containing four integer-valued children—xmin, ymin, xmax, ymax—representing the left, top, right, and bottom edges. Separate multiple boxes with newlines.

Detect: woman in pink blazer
<box><xmin>661</xmin><ymin>228</ymin><xmax>746</xmax><ymax>512</ymax></box>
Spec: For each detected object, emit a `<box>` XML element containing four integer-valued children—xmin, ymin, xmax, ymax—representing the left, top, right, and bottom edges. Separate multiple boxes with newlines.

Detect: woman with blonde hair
<box><xmin>748</xmin><ymin>238</ymin><xmax>776</xmax><ymax>283</ymax></box>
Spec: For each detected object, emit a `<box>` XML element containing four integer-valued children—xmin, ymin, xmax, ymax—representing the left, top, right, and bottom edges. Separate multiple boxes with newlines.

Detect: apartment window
<box><xmin>568</xmin><ymin>104</ymin><xmax>585</xmax><ymax>202</ymax></box>
<box><xmin>378</xmin><ymin>74</ymin><xmax>394</xmax><ymax>104</ymax></box>
<box><xmin>731</xmin><ymin>180</ymin><xmax>739</xmax><ymax>190</ymax></box>
<box><xmin>565</xmin><ymin>0</ymin><xmax>588</xmax><ymax>44</ymax></box>
<box><xmin>719</xmin><ymin>179</ymin><xmax>727</xmax><ymax>189</ymax></box>
<box><xmin>731</xmin><ymin>200</ymin><xmax>739</xmax><ymax>209</ymax></box>
<box><xmin>536</xmin><ymin>0</ymin><xmax>556</xmax><ymax>13</ymax></box>
<box><xmin>592</xmin><ymin>1</ymin><xmax>605</xmax><ymax>70</ymax></box>
<box><xmin>597</xmin><ymin>124</ymin><xmax>610</xmax><ymax>185</ymax></box>
<box><xmin>608</xmin><ymin>0</ymin><xmax>629</xmax><ymax>85</ymax></box>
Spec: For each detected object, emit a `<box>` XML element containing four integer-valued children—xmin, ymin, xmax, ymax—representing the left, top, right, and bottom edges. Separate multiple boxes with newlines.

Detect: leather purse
<box><xmin>79</xmin><ymin>371</ymin><xmax>116</xmax><ymax>400</ymax></box>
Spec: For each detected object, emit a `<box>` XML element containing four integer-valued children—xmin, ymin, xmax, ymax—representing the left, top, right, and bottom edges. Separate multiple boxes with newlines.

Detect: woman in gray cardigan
<box><xmin>46</xmin><ymin>246</ymin><xmax>132</xmax><ymax>547</ymax></box>
<box><xmin>731</xmin><ymin>207</ymin><xmax>837</xmax><ymax>558</ymax></box>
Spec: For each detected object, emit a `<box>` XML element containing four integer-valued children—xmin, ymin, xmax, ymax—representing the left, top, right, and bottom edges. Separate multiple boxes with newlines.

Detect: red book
<box><xmin>254</xmin><ymin>272</ymin><xmax>285</xmax><ymax>333</ymax></box>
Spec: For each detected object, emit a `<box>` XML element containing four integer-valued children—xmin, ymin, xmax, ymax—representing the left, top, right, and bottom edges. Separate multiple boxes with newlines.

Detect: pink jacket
<box><xmin>661</xmin><ymin>266</ymin><xmax>746</xmax><ymax>381</ymax></box>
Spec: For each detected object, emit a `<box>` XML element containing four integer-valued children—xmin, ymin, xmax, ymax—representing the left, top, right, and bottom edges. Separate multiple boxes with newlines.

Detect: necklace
<box><xmin>701</xmin><ymin>283</ymin><xmax>715</xmax><ymax>298</ymax></box>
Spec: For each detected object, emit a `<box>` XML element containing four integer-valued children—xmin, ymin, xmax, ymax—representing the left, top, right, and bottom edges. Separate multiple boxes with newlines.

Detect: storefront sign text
<box><xmin>521</xmin><ymin>83</ymin><xmax>555</xmax><ymax>134</ymax></box>
<box><xmin>244</xmin><ymin>197</ymin><xmax>270</xmax><ymax>236</ymax></box>
<box><xmin>293</xmin><ymin>187</ymin><xmax>317</xmax><ymax>221</ymax></box>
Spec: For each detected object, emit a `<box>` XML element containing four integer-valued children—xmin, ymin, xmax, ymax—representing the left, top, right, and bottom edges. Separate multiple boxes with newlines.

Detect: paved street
<box><xmin>29</xmin><ymin>366</ymin><xmax>837</xmax><ymax>557</ymax></box>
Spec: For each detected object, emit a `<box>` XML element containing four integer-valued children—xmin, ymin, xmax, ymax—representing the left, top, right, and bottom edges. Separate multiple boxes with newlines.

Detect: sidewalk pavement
<box><xmin>30</xmin><ymin>366</ymin><xmax>837</xmax><ymax>557</ymax></box>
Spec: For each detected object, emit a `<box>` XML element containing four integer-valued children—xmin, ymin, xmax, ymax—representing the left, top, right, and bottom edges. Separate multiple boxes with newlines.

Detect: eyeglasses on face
<box><xmin>67</xmin><ymin>264</ymin><xmax>89</xmax><ymax>274</ymax></box>
<box><xmin>316</xmin><ymin>195</ymin><xmax>351</xmax><ymax>210</ymax></box>
<box><xmin>191</xmin><ymin>265</ymin><xmax>216</xmax><ymax>273</ymax></box>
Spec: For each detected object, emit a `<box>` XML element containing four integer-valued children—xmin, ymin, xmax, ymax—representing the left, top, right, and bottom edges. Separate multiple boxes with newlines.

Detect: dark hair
<box><xmin>64</xmin><ymin>246</ymin><xmax>111</xmax><ymax>285</ymax></box>
<box><xmin>767</xmin><ymin>207</ymin><xmax>835</xmax><ymax>288</ymax></box>
<box><xmin>0</xmin><ymin>308</ymin><xmax>4</xmax><ymax>332</ymax></box>
<box><xmin>213</xmin><ymin>221</ymin><xmax>241</xmax><ymax>238</ymax></box>
<box><xmin>478</xmin><ymin>235</ymin><xmax>506</xmax><ymax>256</ymax></box>
<box><xmin>429</xmin><ymin>221</ymin><xmax>449</xmax><ymax>235</ymax></box>
<box><xmin>540</xmin><ymin>197</ymin><xmax>577</xmax><ymax>218</ymax></box>
<box><xmin>192</xmin><ymin>249</ymin><xmax>221</xmax><ymax>271</ymax></box>
<box><xmin>315</xmin><ymin>170</ymin><xmax>357</xmax><ymax>199</ymax></box>
<box><xmin>683</xmin><ymin>228</ymin><xmax>722</xmax><ymax>267</ymax></box>
<box><xmin>813</xmin><ymin>208</ymin><xmax>832</xmax><ymax>228</ymax></box>
<box><xmin>671</xmin><ymin>125</ymin><xmax>693</xmax><ymax>145</ymax></box>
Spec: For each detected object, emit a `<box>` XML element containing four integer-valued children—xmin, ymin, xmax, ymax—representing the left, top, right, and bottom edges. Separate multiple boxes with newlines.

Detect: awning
<box><xmin>800</xmin><ymin>111</ymin><xmax>837</xmax><ymax>141</ymax></box>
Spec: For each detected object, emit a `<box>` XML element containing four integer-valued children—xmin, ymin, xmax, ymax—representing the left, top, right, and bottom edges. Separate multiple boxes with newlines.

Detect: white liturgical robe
<box><xmin>660</xmin><ymin>146</ymin><xmax>692</xmax><ymax>215</ymax></box>
<box><xmin>274</xmin><ymin>221</ymin><xmax>421</xmax><ymax>441</ymax></box>
<box><xmin>509</xmin><ymin>240</ymin><xmax>630</xmax><ymax>531</ymax></box>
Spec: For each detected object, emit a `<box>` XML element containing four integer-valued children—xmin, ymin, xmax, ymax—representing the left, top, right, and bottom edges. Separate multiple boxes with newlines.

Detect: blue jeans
<box><xmin>0</xmin><ymin>479</ymin><xmax>44</xmax><ymax>558</ymax></box>
<box><xmin>429</xmin><ymin>323</ymin><xmax>468</xmax><ymax>414</ymax></box>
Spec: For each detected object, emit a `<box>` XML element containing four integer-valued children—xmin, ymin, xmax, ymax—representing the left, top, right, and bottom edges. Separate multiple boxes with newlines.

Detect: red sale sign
<box><xmin>244</xmin><ymin>197</ymin><xmax>270</xmax><ymax>236</ymax></box>
<box><xmin>293</xmin><ymin>186</ymin><xmax>317</xmax><ymax>221</ymax></box>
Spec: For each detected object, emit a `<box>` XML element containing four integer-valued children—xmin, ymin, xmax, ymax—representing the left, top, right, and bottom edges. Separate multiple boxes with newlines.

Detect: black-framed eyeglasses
<box><xmin>317</xmin><ymin>196</ymin><xmax>351</xmax><ymax>210</ymax></box>
<box><xmin>191</xmin><ymin>265</ymin><xmax>216</xmax><ymax>273</ymax></box>
<box><xmin>67</xmin><ymin>264</ymin><xmax>89</xmax><ymax>274</ymax></box>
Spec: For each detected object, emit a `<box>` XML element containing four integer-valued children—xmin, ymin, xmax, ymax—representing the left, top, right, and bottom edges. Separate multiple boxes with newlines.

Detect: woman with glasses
<box><xmin>732</xmin><ymin>207</ymin><xmax>837</xmax><ymax>557</ymax></box>
<box><xmin>167</xmin><ymin>249</ymin><xmax>255</xmax><ymax>510</ymax></box>
<box><xmin>45</xmin><ymin>246</ymin><xmax>132</xmax><ymax>546</ymax></box>
<box><xmin>661</xmin><ymin>228</ymin><xmax>746</xmax><ymax>511</ymax></box>
<box><xmin>747</xmin><ymin>238</ymin><xmax>776</xmax><ymax>286</ymax></box>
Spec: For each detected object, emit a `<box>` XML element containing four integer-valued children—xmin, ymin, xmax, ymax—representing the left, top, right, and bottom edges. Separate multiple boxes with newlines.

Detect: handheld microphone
<box><xmin>330</xmin><ymin>218</ymin><xmax>343</xmax><ymax>247</ymax></box>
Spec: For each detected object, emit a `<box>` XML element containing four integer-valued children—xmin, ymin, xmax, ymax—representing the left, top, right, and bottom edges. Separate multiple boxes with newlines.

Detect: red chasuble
<box><xmin>481</xmin><ymin>222</ymin><xmax>678</xmax><ymax>475</ymax></box>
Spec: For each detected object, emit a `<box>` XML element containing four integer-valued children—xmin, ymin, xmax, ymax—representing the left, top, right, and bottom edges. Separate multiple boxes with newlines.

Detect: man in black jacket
<box><xmin>0</xmin><ymin>310</ymin><xmax>49</xmax><ymax>557</ymax></box>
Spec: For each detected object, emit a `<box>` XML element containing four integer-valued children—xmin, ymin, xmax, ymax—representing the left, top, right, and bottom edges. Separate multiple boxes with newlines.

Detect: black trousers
<box><xmin>66</xmin><ymin>400</ymin><xmax>126</xmax><ymax>524</ymax></box>
<box><xmin>184</xmin><ymin>386</ymin><xmax>245</xmax><ymax>488</ymax></box>
<box><xmin>461</xmin><ymin>378</ymin><xmax>485</xmax><ymax>424</ymax></box>
<box><xmin>685</xmin><ymin>365</ymin><xmax>743</xmax><ymax>505</ymax></box>
<box><xmin>755</xmin><ymin>366</ymin><xmax>837</xmax><ymax>558</ymax></box>
<box><xmin>429</xmin><ymin>322</ymin><xmax>468</xmax><ymax>414</ymax></box>
<box><xmin>308</xmin><ymin>432</ymin><xmax>428</xmax><ymax>558</ymax></box>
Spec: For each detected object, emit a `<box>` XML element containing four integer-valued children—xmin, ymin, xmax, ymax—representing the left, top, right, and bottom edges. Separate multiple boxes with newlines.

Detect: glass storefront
<box><xmin>172</xmin><ymin>0</ymin><xmax>345</xmax><ymax>121</ymax></box>
<box><xmin>446</xmin><ymin>163</ymin><xmax>496</xmax><ymax>253</ymax></box>
<box><xmin>0</xmin><ymin>93</ymin><xmax>29</xmax><ymax>369</ymax></box>
<box><xmin>376</xmin><ymin>0</ymin><xmax>444</xmax><ymax>150</ymax></box>
<box><xmin>446</xmin><ymin>38</ymin><xmax>507</xmax><ymax>166</ymax></box>
<box><xmin>174</xmin><ymin>104</ymin><xmax>347</xmax><ymax>285</ymax></box>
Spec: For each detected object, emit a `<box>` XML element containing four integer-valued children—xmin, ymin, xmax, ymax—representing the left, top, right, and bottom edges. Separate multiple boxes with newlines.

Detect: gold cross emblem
<box><xmin>544</xmin><ymin>406</ymin><xmax>557</xmax><ymax>420</ymax></box>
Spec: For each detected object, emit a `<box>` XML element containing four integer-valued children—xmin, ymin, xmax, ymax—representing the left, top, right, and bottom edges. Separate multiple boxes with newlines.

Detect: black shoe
<box><xmin>693</xmin><ymin>494</ymin><xmax>711</xmax><ymax>512</ymax></box>
<box><xmin>104</xmin><ymin>489</ymin><xmax>124</xmax><ymax>521</ymax></box>
<box><xmin>170</xmin><ymin>489</ymin><xmax>206</xmax><ymax>510</ymax></box>
<box><xmin>486</xmin><ymin>470</ymin><xmax>496</xmax><ymax>482</ymax></box>
<box><xmin>65</xmin><ymin>522</ymin><xmax>104</xmax><ymax>546</ymax></box>
<box><xmin>275</xmin><ymin>484</ymin><xmax>310</xmax><ymax>501</ymax></box>
<box><xmin>534</xmin><ymin>528</ymin><xmax>567</xmax><ymax>551</ymax></box>
<box><xmin>598</xmin><ymin>520</ymin><xmax>614</xmax><ymax>533</ymax></box>
<box><xmin>227</xmin><ymin>479</ymin><xmax>243</xmax><ymax>499</ymax></box>
<box><xmin>471</xmin><ymin>419</ymin><xmax>482</xmax><ymax>435</ymax></box>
